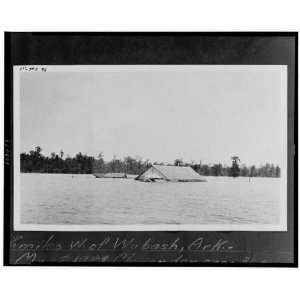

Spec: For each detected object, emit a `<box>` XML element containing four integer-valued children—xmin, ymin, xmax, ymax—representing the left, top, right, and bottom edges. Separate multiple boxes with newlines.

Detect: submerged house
<box><xmin>135</xmin><ymin>165</ymin><xmax>207</xmax><ymax>182</ymax></box>
<box><xmin>94</xmin><ymin>172</ymin><xmax>127</xmax><ymax>179</ymax></box>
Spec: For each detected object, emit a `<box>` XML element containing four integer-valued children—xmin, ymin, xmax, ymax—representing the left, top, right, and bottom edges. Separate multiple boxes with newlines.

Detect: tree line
<box><xmin>20</xmin><ymin>147</ymin><xmax>281</xmax><ymax>178</ymax></box>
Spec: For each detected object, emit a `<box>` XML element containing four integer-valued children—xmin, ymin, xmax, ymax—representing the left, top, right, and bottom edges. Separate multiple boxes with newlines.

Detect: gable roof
<box><xmin>152</xmin><ymin>165</ymin><xmax>206</xmax><ymax>181</ymax></box>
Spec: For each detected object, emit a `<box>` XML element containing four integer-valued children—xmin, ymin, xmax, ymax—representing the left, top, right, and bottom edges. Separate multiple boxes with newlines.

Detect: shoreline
<box><xmin>20</xmin><ymin>172</ymin><xmax>281</xmax><ymax>179</ymax></box>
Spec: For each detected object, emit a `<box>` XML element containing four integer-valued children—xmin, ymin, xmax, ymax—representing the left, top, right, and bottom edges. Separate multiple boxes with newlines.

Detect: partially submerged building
<box><xmin>135</xmin><ymin>165</ymin><xmax>207</xmax><ymax>182</ymax></box>
<box><xmin>94</xmin><ymin>172</ymin><xmax>127</xmax><ymax>179</ymax></box>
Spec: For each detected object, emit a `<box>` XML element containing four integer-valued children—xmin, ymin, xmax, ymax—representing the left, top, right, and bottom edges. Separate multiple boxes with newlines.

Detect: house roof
<box><xmin>152</xmin><ymin>165</ymin><xmax>206</xmax><ymax>181</ymax></box>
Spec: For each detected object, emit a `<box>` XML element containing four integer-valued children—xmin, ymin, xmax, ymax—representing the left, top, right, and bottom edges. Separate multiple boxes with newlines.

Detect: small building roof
<box><xmin>94</xmin><ymin>172</ymin><xmax>127</xmax><ymax>178</ymax></box>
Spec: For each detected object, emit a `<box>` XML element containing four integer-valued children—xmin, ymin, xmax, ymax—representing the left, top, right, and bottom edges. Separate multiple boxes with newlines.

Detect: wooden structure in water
<box><xmin>93</xmin><ymin>172</ymin><xmax>127</xmax><ymax>179</ymax></box>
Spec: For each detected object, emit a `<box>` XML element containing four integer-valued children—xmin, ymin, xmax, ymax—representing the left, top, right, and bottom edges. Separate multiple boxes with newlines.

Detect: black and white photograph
<box><xmin>1</xmin><ymin>1</ymin><xmax>299</xmax><ymax>298</ymax></box>
<box><xmin>13</xmin><ymin>65</ymin><xmax>287</xmax><ymax>231</ymax></box>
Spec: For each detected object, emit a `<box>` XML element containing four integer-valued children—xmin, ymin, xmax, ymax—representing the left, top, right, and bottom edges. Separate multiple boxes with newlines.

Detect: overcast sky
<box><xmin>19</xmin><ymin>66</ymin><xmax>286</xmax><ymax>166</ymax></box>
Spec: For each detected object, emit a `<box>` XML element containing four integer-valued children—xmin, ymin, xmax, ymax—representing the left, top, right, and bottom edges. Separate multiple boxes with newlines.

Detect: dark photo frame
<box><xmin>4</xmin><ymin>32</ymin><xmax>298</xmax><ymax>266</ymax></box>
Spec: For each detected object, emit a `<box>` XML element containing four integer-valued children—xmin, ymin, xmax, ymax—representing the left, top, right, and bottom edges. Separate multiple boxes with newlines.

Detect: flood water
<box><xmin>20</xmin><ymin>173</ymin><xmax>281</xmax><ymax>225</ymax></box>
